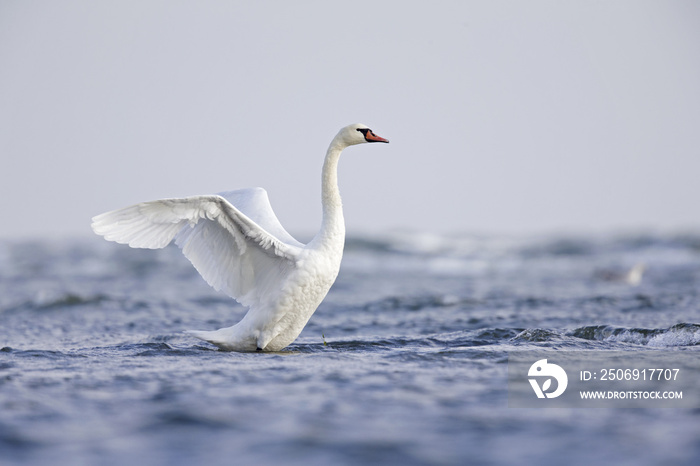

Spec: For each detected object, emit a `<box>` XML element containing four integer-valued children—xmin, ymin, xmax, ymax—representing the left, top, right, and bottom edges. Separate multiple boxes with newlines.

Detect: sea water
<box><xmin>1</xmin><ymin>232</ymin><xmax>699</xmax><ymax>465</ymax></box>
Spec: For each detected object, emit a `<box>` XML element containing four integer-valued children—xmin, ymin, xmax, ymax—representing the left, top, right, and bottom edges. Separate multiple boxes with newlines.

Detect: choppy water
<box><xmin>1</xmin><ymin>232</ymin><xmax>699</xmax><ymax>465</ymax></box>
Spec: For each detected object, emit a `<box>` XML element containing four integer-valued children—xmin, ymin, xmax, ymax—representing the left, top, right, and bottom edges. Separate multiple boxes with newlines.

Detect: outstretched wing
<box><xmin>215</xmin><ymin>188</ymin><xmax>304</xmax><ymax>248</ymax></box>
<box><xmin>91</xmin><ymin>192</ymin><xmax>304</xmax><ymax>308</ymax></box>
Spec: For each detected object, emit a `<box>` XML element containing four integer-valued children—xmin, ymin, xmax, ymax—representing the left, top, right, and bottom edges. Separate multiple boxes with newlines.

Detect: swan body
<box><xmin>91</xmin><ymin>124</ymin><xmax>389</xmax><ymax>351</ymax></box>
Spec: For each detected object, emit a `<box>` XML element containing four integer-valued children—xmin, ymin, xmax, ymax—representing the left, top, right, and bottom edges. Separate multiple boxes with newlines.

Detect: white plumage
<box><xmin>91</xmin><ymin>124</ymin><xmax>389</xmax><ymax>351</ymax></box>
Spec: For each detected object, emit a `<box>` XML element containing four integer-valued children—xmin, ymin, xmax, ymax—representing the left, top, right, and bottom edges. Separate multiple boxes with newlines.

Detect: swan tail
<box><xmin>184</xmin><ymin>328</ymin><xmax>257</xmax><ymax>352</ymax></box>
<box><xmin>184</xmin><ymin>329</ymin><xmax>229</xmax><ymax>346</ymax></box>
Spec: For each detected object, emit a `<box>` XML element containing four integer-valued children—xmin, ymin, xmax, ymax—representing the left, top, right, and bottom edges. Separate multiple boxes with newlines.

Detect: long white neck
<box><xmin>310</xmin><ymin>140</ymin><xmax>346</xmax><ymax>249</ymax></box>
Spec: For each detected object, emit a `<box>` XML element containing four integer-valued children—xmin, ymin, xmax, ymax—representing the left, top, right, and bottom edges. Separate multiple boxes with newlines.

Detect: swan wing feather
<box><xmin>91</xmin><ymin>194</ymin><xmax>302</xmax><ymax>307</ymax></box>
<box><xmin>216</xmin><ymin>188</ymin><xmax>304</xmax><ymax>248</ymax></box>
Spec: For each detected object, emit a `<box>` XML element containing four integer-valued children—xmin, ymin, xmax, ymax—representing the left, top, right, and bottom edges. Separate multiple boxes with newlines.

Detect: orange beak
<box><xmin>365</xmin><ymin>131</ymin><xmax>389</xmax><ymax>143</ymax></box>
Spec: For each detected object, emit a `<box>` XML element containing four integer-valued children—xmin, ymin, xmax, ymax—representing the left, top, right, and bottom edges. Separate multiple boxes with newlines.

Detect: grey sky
<box><xmin>1</xmin><ymin>1</ymin><xmax>699</xmax><ymax>239</ymax></box>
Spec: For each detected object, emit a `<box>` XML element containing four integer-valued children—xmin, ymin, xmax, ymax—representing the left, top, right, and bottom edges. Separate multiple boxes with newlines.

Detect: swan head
<box><xmin>334</xmin><ymin>123</ymin><xmax>389</xmax><ymax>147</ymax></box>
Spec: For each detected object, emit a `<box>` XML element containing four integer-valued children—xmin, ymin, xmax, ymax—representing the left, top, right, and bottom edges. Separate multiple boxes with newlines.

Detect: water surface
<box><xmin>1</xmin><ymin>232</ymin><xmax>699</xmax><ymax>465</ymax></box>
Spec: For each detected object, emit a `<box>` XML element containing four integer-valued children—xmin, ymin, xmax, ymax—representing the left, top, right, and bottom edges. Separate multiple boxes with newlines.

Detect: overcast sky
<box><xmin>1</xmin><ymin>1</ymin><xmax>699</xmax><ymax>240</ymax></box>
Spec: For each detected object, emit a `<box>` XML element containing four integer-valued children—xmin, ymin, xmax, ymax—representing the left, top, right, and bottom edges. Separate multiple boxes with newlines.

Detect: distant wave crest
<box><xmin>569</xmin><ymin>323</ymin><xmax>700</xmax><ymax>347</ymax></box>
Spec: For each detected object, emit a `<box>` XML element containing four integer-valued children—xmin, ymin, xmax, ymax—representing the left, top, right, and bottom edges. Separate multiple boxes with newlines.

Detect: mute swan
<box><xmin>91</xmin><ymin>123</ymin><xmax>389</xmax><ymax>351</ymax></box>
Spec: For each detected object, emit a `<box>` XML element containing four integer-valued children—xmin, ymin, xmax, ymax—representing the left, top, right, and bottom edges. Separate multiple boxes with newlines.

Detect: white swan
<box><xmin>91</xmin><ymin>123</ymin><xmax>389</xmax><ymax>351</ymax></box>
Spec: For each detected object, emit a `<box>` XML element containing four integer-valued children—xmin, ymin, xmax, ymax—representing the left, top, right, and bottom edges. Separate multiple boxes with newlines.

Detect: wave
<box><xmin>0</xmin><ymin>347</ymin><xmax>88</xmax><ymax>360</ymax></box>
<box><xmin>361</xmin><ymin>294</ymin><xmax>476</xmax><ymax>312</ymax></box>
<box><xmin>144</xmin><ymin>409</ymin><xmax>235</xmax><ymax>430</ymax></box>
<box><xmin>0</xmin><ymin>291</ymin><xmax>170</xmax><ymax>315</ymax></box>
<box><xmin>254</xmin><ymin>323</ymin><xmax>700</xmax><ymax>353</ymax></box>
<box><xmin>29</xmin><ymin>293</ymin><xmax>109</xmax><ymax>312</ymax></box>
<box><xmin>294</xmin><ymin>328</ymin><xmax>523</xmax><ymax>353</ymax></box>
<box><xmin>344</xmin><ymin>231</ymin><xmax>700</xmax><ymax>258</ymax></box>
<box><xmin>569</xmin><ymin>323</ymin><xmax>700</xmax><ymax>347</ymax></box>
<box><xmin>4</xmin><ymin>324</ymin><xmax>696</xmax><ymax>363</ymax></box>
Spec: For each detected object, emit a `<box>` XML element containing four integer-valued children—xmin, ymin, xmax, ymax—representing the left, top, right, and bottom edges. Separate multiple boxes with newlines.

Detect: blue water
<box><xmin>1</xmin><ymin>232</ymin><xmax>699</xmax><ymax>465</ymax></box>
